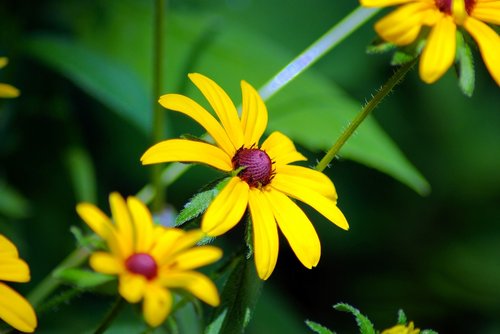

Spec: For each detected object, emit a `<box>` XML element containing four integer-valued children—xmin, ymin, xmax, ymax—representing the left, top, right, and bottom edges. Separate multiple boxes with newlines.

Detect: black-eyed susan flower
<box><xmin>0</xmin><ymin>234</ymin><xmax>37</xmax><ymax>333</ymax></box>
<box><xmin>381</xmin><ymin>321</ymin><xmax>420</xmax><ymax>334</ymax></box>
<box><xmin>76</xmin><ymin>193</ymin><xmax>222</xmax><ymax>327</ymax></box>
<box><xmin>0</xmin><ymin>58</ymin><xmax>20</xmax><ymax>98</ymax></box>
<box><xmin>141</xmin><ymin>73</ymin><xmax>348</xmax><ymax>280</ymax></box>
<box><xmin>361</xmin><ymin>0</ymin><xmax>500</xmax><ymax>85</ymax></box>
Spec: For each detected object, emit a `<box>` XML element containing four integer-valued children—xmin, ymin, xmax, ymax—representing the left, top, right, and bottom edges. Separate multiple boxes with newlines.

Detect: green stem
<box><xmin>152</xmin><ymin>0</ymin><xmax>166</xmax><ymax>211</ymax></box>
<box><xmin>315</xmin><ymin>58</ymin><xmax>417</xmax><ymax>172</ymax></box>
<box><xmin>93</xmin><ymin>297</ymin><xmax>126</xmax><ymax>334</ymax></box>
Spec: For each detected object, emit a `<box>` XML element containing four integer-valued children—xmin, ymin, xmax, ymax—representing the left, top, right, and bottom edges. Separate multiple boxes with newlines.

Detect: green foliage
<box><xmin>54</xmin><ymin>268</ymin><xmax>114</xmax><ymax>289</ymax></box>
<box><xmin>333</xmin><ymin>303</ymin><xmax>375</xmax><ymax>334</ymax></box>
<box><xmin>305</xmin><ymin>320</ymin><xmax>336</xmax><ymax>334</ymax></box>
<box><xmin>396</xmin><ymin>309</ymin><xmax>407</xmax><ymax>325</ymax></box>
<box><xmin>0</xmin><ymin>179</ymin><xmax>30</xmax><ymax>218</ymax></box>
<box><xmin>366</xmin><ymin>38</ymin><xmax>396</xmax><ymax>55</ymax></box>
<box><xmin>64</xmin><ymin>147</ymin><xmax>96</xmax><ymax>203</ymax></box>
<box><xmin>455</xmin><ymin>30</ymin><xmax>475</xmax><ymax>97</ymax></box>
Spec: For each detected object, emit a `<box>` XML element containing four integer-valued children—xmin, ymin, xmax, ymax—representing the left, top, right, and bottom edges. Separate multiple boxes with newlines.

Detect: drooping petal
<box><xmin>76</xmin><ymin>203</ymin><xmax>114</xmax><ymax>240</ymax></box>
<box><xmin>471</xmin><ymin>1</ymin><xmax>500</xmax><ymax>25</ymax></box>
<box><xmin>272</xmin><ymin>173</ymin><xmax>349</xmax><ymax>230</ymax></box>
<box><xmin>265</xmin><ymin>190</ymin><xmax>321</xmax><ymax>269</ymax></box>
<box><xmin>0</xmin><ymin>258</ymin><xmax>30</xmax><ymax>282</ymax></box>
<box><xmin>188</xmin><ymin>73</ymin><xmax>244</xmax><ymax>149</ymax></box>
<box><xmin>260</xmin><ymin>131</ymin><xmax>306</xmax><ymax>166</ymax></box>
<box><xmin>167</xmin><ymin>246</ymin><xmax>222</xmax><ymax>271</ymax></box>
<box><xmin>0</xmin><ymin>235</ymin><xmax>18</xmax><ymax>258</ymax></box>
<box><xmin>89</xmin><ymin>252</ymin><xmax>123</xmax><ymax>274</ymax></box>
<box><xmin>0</xmin><ymin>283</ymin><xmax>37</xmax><ymax>333</ymax></box>
<box><xmin>248</xmin><ymin>188</ymin><xmax>279</xmax><ymax>280</ymax></box>
<box><xmin>360</xmin><ymin>0</ymin><xmax>415</xmax><ymax>7</ymax></box>
<box><xmin>143</xmin><ymin>284</ymin><xmax>172</xmax><ymax>327</ymax></box>
<box><xmin>464</xmin><ymin>17</ymin><xmax>500</xmax><ymax>86</ymax></box>
<box><xmin>241</xmin><ymin>80</ymin><xmax>268</xmax><ymax>146</ymax></box>
<box><xmin>109</xmin><ymin>193</ymin><xmax>133</xmax><ymax>252</ymax></box>
<box><xmin>161</xmin><ymin>271</ymin><xmax>220</xmax><ymax>306</ymax></box>
<box><xmin>119</xmin><ymin>273</ymin><xmax>147</xmax><ymax>303</ymax></box>
<box><xmin>141</xmin><ymin>139</ymin><xmax>233</xmax><ymax>172</ymax></box>
<box><xmin>159</xmin><ymin>94</ymin><xmax>236</xmax><ymax>156</ymax></box>
<box><xmin>127</xmin><ymin>196</ymin><xmax>154</xmax><ymax>252</ymax></box>
<box><xmin>275</xmin><ymin>165</ymin><xmax>338</xmax><ymax>200</ymax></box>
<box><xmin>419</xmin><ymin>15</ymin><xmax>457</xmax><ymax>83</ymax></box>
<box><xmin>202</xmin><ymin>177</ymin><xmax>249</xmax><ymax>236</ymax></box>
<box><xmin>0</xmin><ymin>83</ymin><xmax>20</xmax><ymax>98</ymax></box>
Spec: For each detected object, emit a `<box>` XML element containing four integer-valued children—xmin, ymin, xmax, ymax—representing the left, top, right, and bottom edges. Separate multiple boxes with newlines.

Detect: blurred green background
<box><xmin>1</xmin><ymin>0</ymin><xmax>500</xmax><ymax>333</ymax></box>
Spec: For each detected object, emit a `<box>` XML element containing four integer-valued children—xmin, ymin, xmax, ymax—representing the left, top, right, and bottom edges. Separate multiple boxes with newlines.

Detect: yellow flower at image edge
<box><xmin>381</xmin><ymin>321</ymin><xmax>420</xmax><ymax>334</ymax></box>
<box><xmin>0</xmin><ymin>57</ymin><xmax>20</xmax><ymax>98</ymax></box>
<box><xmin>361</xmin><ymin>0</ymin><xmax>500</xmax><ymax>85</ymax></box>
<box><xmin>0</xmin><ymin>235</ymin><xmax>37</xmax><ymax>333</ymax></box>
<box><xmin>76</xmin><ymin>193</ymin><xmax>222</xmax><ymax>327</ymax></box>
<box><xmin>141</xmin><ymin>73</ymin><xmax>349</xmax><ymax>280</ymax></box>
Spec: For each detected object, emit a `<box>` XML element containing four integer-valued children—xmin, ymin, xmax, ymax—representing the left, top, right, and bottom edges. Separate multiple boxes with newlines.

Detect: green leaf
<box><xmin>455</xmin><ymin>30</ymin><xmax>475</xmax><ymax>97</ymax></box>
<box><xmin>64</xmin><ymin>147</ymin><xmax>97</xmax><ymax>203</ymax></box>
<box><xmin>391</xmin><ymin>50</ymin><xmax>415</xmax><ymax>66</ymax></box>
<box><xmin>421</xmin><ymin>330</ymin><xmax>439</xmax><ymax>334</ymax></box>
<box><xmin>205</xmin><ymin>255</ymin><xmax>263</xmax><ymax>334</ymax></box>
<box><xmin>333</xmin><ymin>303</ymin><xmax>375</xmax><ymax>334</ymax></box>
<box><xmin>305</xmin><ymin>320</ymin><xmax>335</xmax><ymax>334</ymax></box>
<box><xmin>397</xmin><ymin>309</ymin><xmax>407</xmax><ymax>325</ymax></box>
<box><xmin>366</xmin><ymin>37</ymin><xmax>396</xmax><ymax>55</ymax></box>
<box><xmin>54</xmin><ymin>268</ymin><xmax>114</xmax><ymax>289</ymax></box>
<box><xmin>0</xmin><ymin>179</ymin><xmax>30</xmax><ymax>218</ymax></box>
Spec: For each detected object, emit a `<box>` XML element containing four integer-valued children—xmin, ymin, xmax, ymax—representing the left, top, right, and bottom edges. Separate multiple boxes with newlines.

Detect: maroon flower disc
<box><xmin>125</xmin><ymin>253</ymin><xmax>158</xmax><ymax>280</ymax></box>
<box><xmin>232</xmin><ymin>148</ymin><xmax>274</xmax><ymax>188</ymax></box>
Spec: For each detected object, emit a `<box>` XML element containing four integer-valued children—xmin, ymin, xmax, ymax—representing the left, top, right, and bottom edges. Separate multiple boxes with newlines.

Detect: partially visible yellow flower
<box><xmin>0</xmin><ymin>58</ymin><xmax>20</xmax><ymax>98</ymax></box>
<box><xmin>76</xmin><ymin>193</ymin><xmax>222</xmax><ymax>327</ymax></box>
<box><xmin>361</xmin><ymin>0</ymin><xmax>500</xmax><ymax>85</ymax></box>
<box><xmin>381</xmin><ymin>321</ymin><xmax>420</xmax><ymax>334</ymax></box>
<box><xmin>141</xmin><ymin>73</ymin><xmax>348</xmax><ymax>280</ymax></box>
<box><xmin>0</xmin><ymin>234</ymin><xmax>37</xmax><ymax>333</ymax></box>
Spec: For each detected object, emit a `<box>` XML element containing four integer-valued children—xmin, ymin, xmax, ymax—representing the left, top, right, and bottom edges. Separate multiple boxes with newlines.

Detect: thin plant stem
<box><xmin>93</xmin><ymin>297</ymin><xmax>126</xmax><ymax>334</ymax></box>
<box><xmin>315</xmin><ymin>58</ymin><xmax>418</xmax><ymax>172</ymax></box>
<box><xmin>152</xmin><ymin>0</ymin><xmax>166</xmax><ymax>211</ymax></box>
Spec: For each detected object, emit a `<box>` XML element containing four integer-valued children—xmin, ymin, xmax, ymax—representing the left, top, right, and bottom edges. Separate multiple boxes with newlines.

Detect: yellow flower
<box><xmin>0</xmin><ymin>58</ymin><xmax>20</xmax><ymax>98</ymax></box>
<box><xmin>0</xmin><ymin>234</ymin><xmax>37</xmax><ymax>333</ymax></box>
<box><xmin>141</xmin><ymin>73</ymin><xmax>348</xmax><ymax>280</ymax></box>
<box><xmin>361</xmin><ymin>0</ymin><xmax>500</xmax><ymax>85</ymax></box>
<box><xmin>76</xmin><ymin>193</ymin><xmax>222</xmax><ymax>327</ymax></box>
<box><xmin>381</xmin><ymin>321</ymin><xmax>420</xmax><ymax>334</ymax></box>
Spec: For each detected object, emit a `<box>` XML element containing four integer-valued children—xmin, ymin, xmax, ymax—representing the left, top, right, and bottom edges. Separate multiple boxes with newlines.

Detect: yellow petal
<box><xmin>167</xmin><ymin>246</ymin><xmax>222</xmax><ymax>270</ymax></box>
<box><xmin>471</xmin><ymin>1</ymin><xmax>500</xmax><ymax>25</ymax></box>
<box><xmin>141</xmin><ymin>139</ymin><xmax>233</xmax><ymax>172</ymax></box>
<box><xmin>272</xmin><ymin>174</ymin><xmax>349</xmax><ymax>230</ymax></box>
<box><xmin>419</xmin><ymin>15</ymin><xmax>457</xmax><ymax>83</ymax></box>
<box><xmin>143</xmin><ymin>284</ymin><xmax>172</xmax><ymax>327</ymax></box>
<box><xmin>119</xmin><ymin>273</ymin><xmax>147</xmax><ymax>303</ymax></box>
<box><xmin>464</xmin><ymin>17</ymin><xmax>500</xmax><ymax>86</ymax></box>
<box><xmin>0</xmin><ymin>283</ymin><xmax>37</xmax><ymax>333</ymax></box>
<box><xmin>127</xmin><ymin>196</ymin><xmax>154</xmax><ymax>252</ymax></box>
<box><xmin>275</xmin><ymin>165</ymin><xmax>338</xmax><ymax>200</ymax></box>
<box><xmin>202</xmin><ymin>177</ymin><xmax>249</xmax><ymax>236</ymax></box>
<box><xmin>151</xmin><ymin>228</ymin><xmax>185</xmax><ymax>264</ymax></box>
<box><xmin>89</xmin><ymin>252</ymin><xmax>123</xmax><ymax>274</ymax></box>
<box><xmin>188</xmin><ymin>73</ymin><xmax>244</xmax><ymax>149</ymax></box>
<box><xmin>0</xmin><ymin>83</ymin><xmax>20</xmax><ymax>98</ymax></box>
<box><xmin>159</xmin><ymin>94</ymin><xmax>236</xmax><ymax>156</ymax></box>
<box><xmin>248</xmin><ymin>188</ymin><xmax>279</xmax><ymax>280</ymax></box>
<box><xmin>241</xmin><ymin>80</ymin><xmax>268</xmax><ymax>146</ymax></box>
<box><xmin>0</xmin><ymin>258</ymin><xmax>30</xmax><ymax>282</ymax></box>
<box><xmin>76</xmin><ymin>203</ymin><xmax>114</xmax><ymax>240</ymax></box>
<box><xmin>360</xmin><ymin>0</ymin><xmax>415</xmax><ymax>7</ymax></box>
<box><xmin>260</xmin><ymin>131</ymin><xmax>306</xmax><ymax>166</ymax></box>
<box><xmin>161</xmin><ymin>271</ymin><xmax>220</xmax><ymax>306</ymax></box>
<box><xmin>168</xmin><ymin>229</ymin><xmax>205</xmax><ymax>256</ymax></box>
<box><xmin>0</xmin><ymin>235</ymin><xmax>18</xmax><ymax>258</ymax></box>
<box><xmin>374</xmin><ymin>2</ymin><xmax>437</xmax><ymax>45</ymax></box>
<box><xmin>109</xmin><ymin>193</ymin><xmax>133</xmax><ymax>252</ymax></box>
<box><xmin>265</xmin><ymin>190</ymin><xmax>320</xmax><ymax>269</ymax></box>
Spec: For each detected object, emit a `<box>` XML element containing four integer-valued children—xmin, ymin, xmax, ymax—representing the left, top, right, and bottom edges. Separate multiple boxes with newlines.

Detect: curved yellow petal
<box><xmin>374</xmin><ymin>2</ymin><xmax>437</xmax><ymax>45</ymax></box>
<box><xmin>265</xmin><ymin>190</ymin><xmax>320</xmax><ymax>269</ymax></box>
<box><xmin>360</xmin><ymin>0</ymin><xmax>415</xmax><ymax>7</ymax></box>
<box><xmin>143</xmin><ymin>284</ymin><xmax>172</xmax><ymax>327</ymax></box>
<box><xmin>464</xmin><ymin>17</ymin><xmax>500</xmax><ymax>86</ymax></box>
<box><xmin>188</xmin><ymin>73</ymin><xmax>244</xmax><ymax>149</ymax></box>
<box><xmin>141</xmin><ymin>139</ymin><xmax>233</xmax><ymax>172</ymax></box>
<box><xmin>119</xmin><ymin>273</ymin><xmax>147</xmax><ymax>303</ymax></box>
<box><xmin>89</xmin><ymin>252</ymin><xmax>123</xmax><ymax>274</ymax></box>
<box><xmin>272</xmin><ymin>174</ymin><xmax>349</xmax><ymax>230</ymax></box>
<box><xmin>202</xmin><ymin>177</ymin><xmax>249</xmax><ymax>236</ymax></box>
<box><xmin>167</xmin><ymin>246</ymin><xmax>222</xmax><ymax>271</ymax></box>
<box><xmin>109</xmin><ymin>193</ymin><xmax>133</xmax><ymax>252</ymax></box>
<box><xmin>0</xmin><ymin>235</ymin><xmax>18</xmax><ymax>258</ymax></box>
<box><xmin>151</xmin><ymin>228</ymin><xmax>185</xmax><ymax>264</ymax></box>
<box><xmin>159</xmin><ymin>94</ymin><xmax>236</xmax><ymax>156</ymax></box>
<box><xmin>161</xmin><ymin>271</ymin><xmax>220</xmax><ymax>306</ymax></box>
<box><xmin>169</xmin><ymin>229</ymin><xmax>205</xmax><ymax>255</ymax></box>
<box><xmin>419</xmin><ymin>15</ymin><xmax>457</xmax><ymax>83</ymax></box>
<box><xmin>241</xmin><ymin>80</ymin><xmax>268</xmax><ymax>146</ymax></box>
<box><xmin>0</xmin><ymin>283</ymin><xmax>37</xmax><ymax>333</ymax></box>
<box><xmin>0</xmin><ymin>83</ymin><xmax>20</xmax><ymax>98</ymax></box>
<box><xmin>248</xmin><ymin>188</ymin><xmax>279</xmax><ymax>280</ymax></box>
<box><xmin>275</xmin><ymin>165</ymin><xmax>337</xmax><ymax>200</ymax></box>
<box><xmin>471</xmin><ymin>1</ymin><xmax>500</xmax><ymax>25</ymax></box>
<box><xmin>76</xmin><ymin>203</ymin><xmax>114</xmax><ymax>240</ymax></box>
<box><xmin>0</xmin><ymin>258</ymin><xmax>30</xmax><ymax>282</ymax></box>
<box><xmin>260</xmin><ymin>131</ymin><xmax>306</xmax><ymax>166</ymax></box>
<box><xmin>127</xmin><ymin>196</ymin><xmax>154</xmax><ymax>252</ymax></box>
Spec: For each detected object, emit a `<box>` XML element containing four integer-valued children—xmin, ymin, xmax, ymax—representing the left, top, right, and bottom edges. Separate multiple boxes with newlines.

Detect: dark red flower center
<box><xmin>232</xmin><ymin>147</ymin><xmax>274</xmax><ymax>188</ymax></box>
<box><xmin>435</xmin><ymin>0</ymin><xmax>475</xmax><ymax>14</ymax></box>
<box><xmin>125</xmin><ymin>253</ymin><xmax>158</xmax><ymax>280</ymax></box>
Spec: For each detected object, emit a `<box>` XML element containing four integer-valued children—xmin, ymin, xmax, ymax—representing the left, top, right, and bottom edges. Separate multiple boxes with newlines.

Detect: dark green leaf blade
<box><xmin>333</xmin><ymin>303</ymin><xmax>375</xmax><ymax>334</ymax></box>
<box><xmin>305</xmin><ymin>320</ymin><xmax>336</xmax><ymax>334</ymax></box>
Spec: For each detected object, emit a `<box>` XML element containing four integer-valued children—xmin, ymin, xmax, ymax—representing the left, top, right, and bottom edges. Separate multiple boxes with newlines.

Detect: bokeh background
<box><xmin>1</xmin><ymin>0</ymin><xmax>500</xmax><ymax>333</ymax></box>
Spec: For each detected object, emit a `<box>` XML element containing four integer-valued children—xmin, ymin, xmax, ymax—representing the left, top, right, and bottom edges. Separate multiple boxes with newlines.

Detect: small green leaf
<box><xmin>366</xmin><ymin>37</ymin><xmax>396</xmax><ymax>55</ymax></box>
<box><xmin>391</xmin><ymin>50</ymin><xmax>415</xmax><ymax>66</ymax></box>
<box><xmin>397</xmin><ymin>309</ymin><xmax>407</xmax><ymax>325</ymax></box>
<box><xmin>455</xmin><ymin>30</ymin><xmax>475</xmax><ymax>97</ymax></box>
<box><xmin>0</xmin><ymin>180</ymin><xmax>30</xmax><ymax>218</ymax></box>
<box><xmin>333</xmin><ymin>303</ymin><xmax>375</xmax><ymax>334</ymax></box>
<box><xmin>305</xmin><ymin>320</ymin><xmax>335</xmax><ymax>334</ymax></box>
<box><xmin>421</xmin><ymin>330</ymin><xmax>439</xmax><ymax>334</ymax></box>
<box><xmin>54</xmin><ymin>268</ymin><xmax>114</xmax><ymax>289</ymax></box>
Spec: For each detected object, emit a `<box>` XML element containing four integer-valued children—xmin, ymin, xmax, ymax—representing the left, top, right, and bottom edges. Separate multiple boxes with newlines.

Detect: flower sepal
<box><xmin>455</xmin><ymin>29</ymin><xmax>475</xmax><ymax>96</ymax></box>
